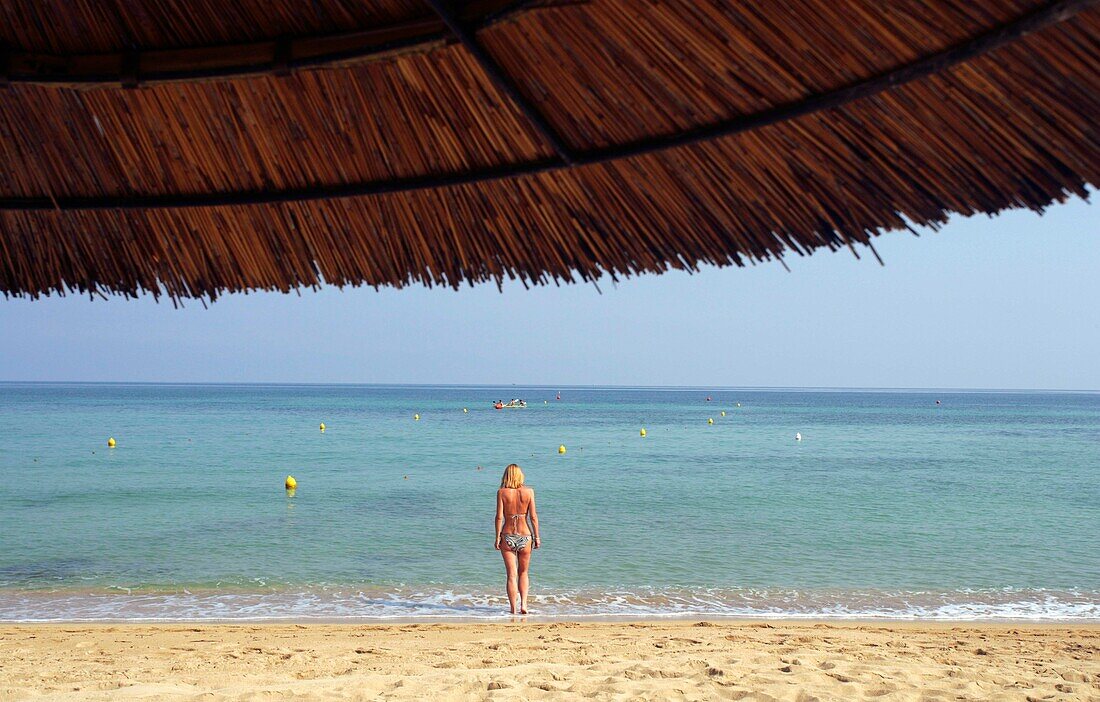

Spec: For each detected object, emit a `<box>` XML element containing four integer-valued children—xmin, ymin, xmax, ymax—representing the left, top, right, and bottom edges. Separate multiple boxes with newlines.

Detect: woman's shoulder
<box><xmin>521</xmin><ymin>485</ymin><xmax>535</xmax><ymax>496</ymax></box>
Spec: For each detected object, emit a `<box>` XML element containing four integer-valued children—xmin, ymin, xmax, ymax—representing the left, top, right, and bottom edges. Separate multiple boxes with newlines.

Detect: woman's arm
<box><xmin>494</xmin><ymin>489</ymin><xmax>504</xmax><ymax>550</ymax></box>
<box><xmin>528</xmin><ymin>490</ymin><xmax>541</xmax><ymax>548</ymax></box>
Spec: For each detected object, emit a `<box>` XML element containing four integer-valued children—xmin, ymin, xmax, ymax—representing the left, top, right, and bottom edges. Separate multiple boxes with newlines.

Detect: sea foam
<box><xmin>2</xmin><ymin>586</ymin><xmax>1097</xmax><ymax>622</ymax></box>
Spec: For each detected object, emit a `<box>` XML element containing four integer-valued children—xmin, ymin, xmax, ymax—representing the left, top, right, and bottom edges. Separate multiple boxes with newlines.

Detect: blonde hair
<box><xmin>500</xmin><ymin>463</ymin><xmax>525</xmax><ymax>489</ymax></box>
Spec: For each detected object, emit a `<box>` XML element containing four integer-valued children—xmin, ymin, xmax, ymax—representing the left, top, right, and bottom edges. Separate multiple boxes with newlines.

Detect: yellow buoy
<box><xmin>558</xmin><ymin>444</ymin><xmax>567</xmax><ymax>454</ymax></box>
<box><xmin>707</xmin><ymin>418</ymin><xmax>714</xmax><ymax>425</ymax></box>
<box><xmin>414</xmin><ymin>413</ymin><xmax>420</xmax><ymax>421</ymax></box>
<box><xmin>285</xmin><ymin>475</ymin><xmax>297</xmax><ymax>490</ymax></box>
<box><xmin>319</xmin><ymin>422</ymin><xmax>326</xmax><ymax>432</ymax></box>
<box><xmin>721</xmin><ymin>411</ymin><xmax>726</xmax><ymax>417</ymax></box>
<box><xmin>107</xmin><ymin>437</ymin><xmax>116</xmax><ymax>448</ymax></box>
<box><xmin>640</xmin><ymin>428</ymin><xmax>647</xmax><ymax>437</ymax></box>
<box><xmin>463</xmin><ymin>408</ymin><xmax>468</xmax><ymax>413</ymax></box>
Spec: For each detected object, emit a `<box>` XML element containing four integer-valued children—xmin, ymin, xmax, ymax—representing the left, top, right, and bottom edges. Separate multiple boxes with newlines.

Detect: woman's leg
<box><xmin>517</xmin><ymin>545</ymin><xmax>532</xmax><ymax>614</ymax></box>
<box><xmin>501</xmin><ymin>548</ymin><xmax>520</xmax><ymax>614</ymax></box>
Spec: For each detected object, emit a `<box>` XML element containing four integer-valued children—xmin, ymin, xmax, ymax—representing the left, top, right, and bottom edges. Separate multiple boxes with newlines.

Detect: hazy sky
<box><xmin>1</xmin><ymin>195</ymin><xmax>1096</xmax><ymax>389</ymax></box>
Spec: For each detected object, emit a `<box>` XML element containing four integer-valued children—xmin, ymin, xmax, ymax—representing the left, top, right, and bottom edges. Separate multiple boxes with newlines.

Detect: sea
<box><xmin>0</xmin><ymin>383</ymin><xmax>1097</xmax><ymax>622</ymax></box>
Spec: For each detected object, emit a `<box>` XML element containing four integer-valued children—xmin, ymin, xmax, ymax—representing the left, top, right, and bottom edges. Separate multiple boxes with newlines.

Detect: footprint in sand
<box><xmin>826</xmin><ymin>671</ymin><xmax>855</xmax><ymax>683</ymax></box>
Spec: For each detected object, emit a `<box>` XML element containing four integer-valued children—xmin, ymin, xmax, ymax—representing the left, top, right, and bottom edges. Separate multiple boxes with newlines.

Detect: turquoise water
<box><xmin>1</xmin><ymin>383</ymin><xmax>1097</xmax><ymax>621</ymax></box>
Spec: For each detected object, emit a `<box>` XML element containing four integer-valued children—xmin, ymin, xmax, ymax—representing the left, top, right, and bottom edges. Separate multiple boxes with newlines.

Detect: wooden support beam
<box><xmin>120</xmin><ymin>51</ymin><xmax>139</xmax><ymax>88</ymax></box>
<box><xmin>272</xmin><ymin>37</ymin><xmax>293</xmax><ymax>77</ymax></box>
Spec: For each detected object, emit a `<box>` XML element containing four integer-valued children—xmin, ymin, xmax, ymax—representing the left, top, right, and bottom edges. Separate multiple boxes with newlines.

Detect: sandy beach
<box><xmin>1</xmin><ymin>621</ymin><xmax>1097</xmax><ymax>701</ymax></box>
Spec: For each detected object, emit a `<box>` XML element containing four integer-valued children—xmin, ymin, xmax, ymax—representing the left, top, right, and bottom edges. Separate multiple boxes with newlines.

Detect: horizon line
<box><xmin>1</xmin><ymin>380</ymin><xmax>1097</xmax><ymax>394</ymax></box>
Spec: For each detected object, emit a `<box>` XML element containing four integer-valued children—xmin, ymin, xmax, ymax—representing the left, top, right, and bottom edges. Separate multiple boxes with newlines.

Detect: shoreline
<box><xmin>7</xmin><ymin>615</ymin><xmax>1100</xmax><ymax>632</ymax></box>
<box><xmin>5</xmin><ymin>585</ymin><xmax>1096</xmax><ymax>623</ymax></box>
<box><xmin>4</xmin><ymin>615</ymin><xmax>1100</xmax><ymax>626</ymax></box>
<box><xmin>3</xmin><ymin>620</ymin><xmax>1097</xmax><ymax>700</ymax></box>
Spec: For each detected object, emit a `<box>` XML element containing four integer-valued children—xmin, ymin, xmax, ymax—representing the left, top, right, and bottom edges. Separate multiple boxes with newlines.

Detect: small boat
<box><xmin>494</xmin><ymin>399</ymin><xmax>527</xmax><ymax>409</ymax></box>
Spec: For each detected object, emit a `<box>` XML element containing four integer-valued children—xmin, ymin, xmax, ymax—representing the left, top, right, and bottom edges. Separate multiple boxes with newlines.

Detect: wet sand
<box><xmin>1</xmin><ymin>620</ymin><xmax>1097</xmax><ymax>700</ymax></box>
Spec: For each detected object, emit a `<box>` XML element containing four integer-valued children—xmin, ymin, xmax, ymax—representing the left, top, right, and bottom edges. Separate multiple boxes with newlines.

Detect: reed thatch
<box><xmin>0</xmin><ymin>0</ymin><xmax>1097</xmax><ymax>300</ymax></box>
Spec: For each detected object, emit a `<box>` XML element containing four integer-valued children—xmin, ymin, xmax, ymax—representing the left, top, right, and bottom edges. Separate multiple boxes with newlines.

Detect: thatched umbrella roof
<box><xmin>1</xmin><ymin>0</ymin><xmax>1097</xmax><ymax>300</ymax></box>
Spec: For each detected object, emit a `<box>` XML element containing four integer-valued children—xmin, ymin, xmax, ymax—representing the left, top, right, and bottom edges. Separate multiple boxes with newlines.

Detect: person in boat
<box><xmin>494</xmin><ymin>463</ymin><xmax>540</xmax><ymax>615</ymax></box>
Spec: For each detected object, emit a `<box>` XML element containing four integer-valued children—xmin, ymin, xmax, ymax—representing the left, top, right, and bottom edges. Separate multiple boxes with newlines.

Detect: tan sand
<box><xmin>1</xmin><ymin>621</ymin><xmax>1097</xmax><ymax>701</ymax></box>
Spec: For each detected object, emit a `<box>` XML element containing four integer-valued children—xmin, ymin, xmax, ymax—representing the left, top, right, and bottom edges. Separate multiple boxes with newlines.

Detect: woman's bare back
<box><xmin>498</xmin><ymin>486</ymin><xmax>534</xmax><ymax>536</ymax></box>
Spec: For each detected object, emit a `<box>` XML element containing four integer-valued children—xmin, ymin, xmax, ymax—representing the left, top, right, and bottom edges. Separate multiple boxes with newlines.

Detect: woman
<box><xmin>494</xmin><ymin>463</ymin><xmax>540</xmax><ymax>614</ymax></box>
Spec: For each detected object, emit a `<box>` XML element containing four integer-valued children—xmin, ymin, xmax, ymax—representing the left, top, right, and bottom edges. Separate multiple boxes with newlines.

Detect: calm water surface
<box><xmin>0</xmin><ymin>383</ymin><xmax>1097</xmax><ymax>620</ymax></box>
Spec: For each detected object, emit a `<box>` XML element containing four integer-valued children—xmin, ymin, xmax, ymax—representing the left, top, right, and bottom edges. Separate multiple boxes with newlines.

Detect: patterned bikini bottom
<box><xmin>502</xmin><ymin>534</ymin><xmax>532</xmax><ymax>553</ymax></box>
